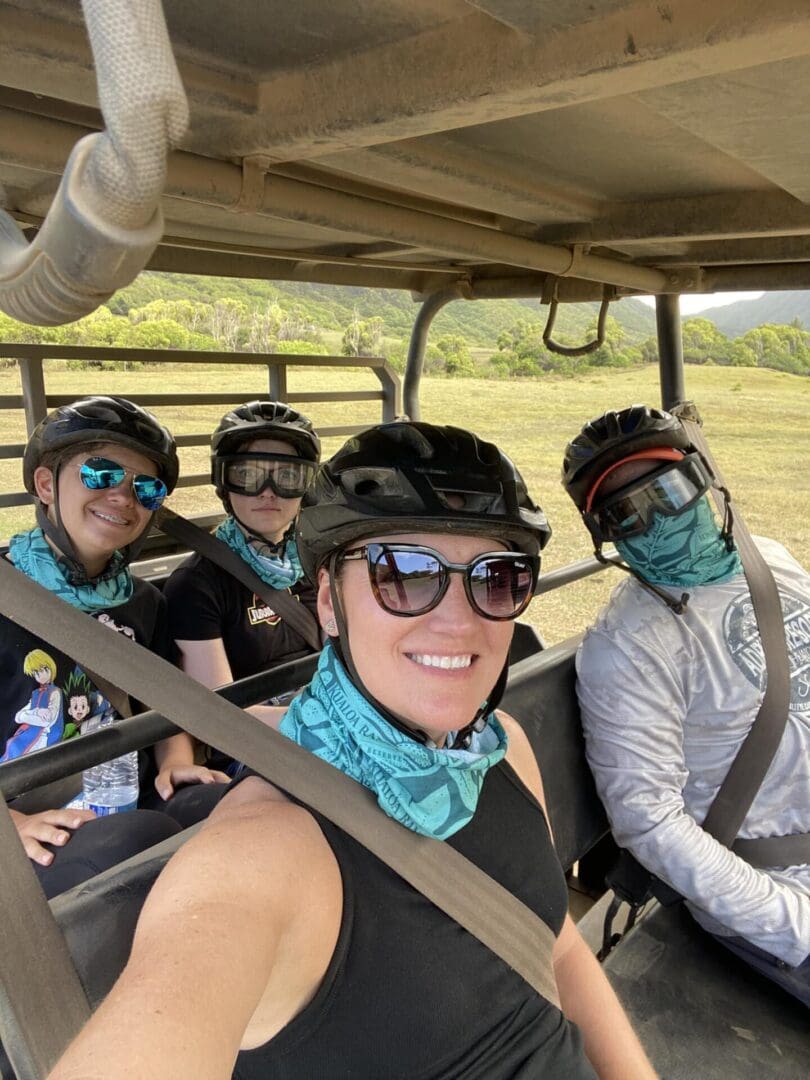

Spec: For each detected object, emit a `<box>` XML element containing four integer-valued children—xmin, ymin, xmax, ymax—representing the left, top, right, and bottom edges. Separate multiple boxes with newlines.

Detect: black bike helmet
<box><xmin>297</xmin><ymin>420</ymin><xmax>550</xmax><ymax>584</ymax></box>
<box><xmin>211</xmin><ymin>401</ymin><xmax>320</xmax><ymax>468</ymax></box>
<box><xmin>23</xmin><ymin>396</ymin><xmax>178</xmax><ymax>579</ymax></box>
<box><xmin>561</xmin><ymin>404</ymin><xmax>691</xmax><ymax>510</ymax></box>
<box><xmin>299</xmin><ymin>420</ymin><xmax>549</xmax><ymax>749</ymax></box>
<box><xmin>24</xmin><ymin>395</ymin><xmax>179</xmax><ymax>494</ymax></box>
<box><xmin>562</xmin><ymin>404</ymin><xmax>731</xmax><ymax>617</ymax></box>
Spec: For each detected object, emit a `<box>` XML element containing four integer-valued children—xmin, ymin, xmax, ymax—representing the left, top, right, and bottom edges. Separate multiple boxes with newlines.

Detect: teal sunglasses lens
<box><xmin>80</xmin><ymin>457</ymin><xmax>167</xmax><ymax>510</ymax></box>
<box><xmin>132</xmin><ymin>476</ymin><xmax>168</xmax><ymax>510</ymax></box>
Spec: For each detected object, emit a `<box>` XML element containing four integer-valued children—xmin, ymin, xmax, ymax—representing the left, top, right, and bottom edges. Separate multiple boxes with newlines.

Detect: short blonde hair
<box><xmin>23</xmin><ymin>649</ymin><xmax>57</xmax><ymax>680</ymax></box>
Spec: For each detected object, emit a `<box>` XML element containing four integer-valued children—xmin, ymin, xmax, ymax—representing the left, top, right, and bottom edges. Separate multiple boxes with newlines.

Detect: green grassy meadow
<box><xmin>1</xmin><ymin>362</ymin><xmax>807</xmax><ymax>645</ymax></box>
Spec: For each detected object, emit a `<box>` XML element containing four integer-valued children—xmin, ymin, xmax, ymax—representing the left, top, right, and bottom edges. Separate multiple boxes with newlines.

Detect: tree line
<box><xmin>1</xmin><ymin>297</ymin><xmax>807</xmax><ymax>378</ymax></box>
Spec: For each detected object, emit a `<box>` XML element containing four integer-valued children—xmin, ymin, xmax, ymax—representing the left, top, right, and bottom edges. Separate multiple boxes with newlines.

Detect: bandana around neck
<box><xmin>279</xmin><ymin>642</ymin><xmax>508</xmax><ymax>840</ymax></box>
<box><xmin>215</xmin><ymin>515</ymin><xmax>303</xmax><ymax>588</ymax></box>
<box><xmin>8</xmin><ymin>527</ymin><xmax>133</xmax><ymax>612</ymax></box>
<box><xmin>615</xmin><ymin>496</ymin><xmax>743</xmax><ymax>588</ymax></box>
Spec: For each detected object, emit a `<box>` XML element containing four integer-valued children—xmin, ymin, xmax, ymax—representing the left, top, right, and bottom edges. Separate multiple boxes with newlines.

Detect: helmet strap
<box><xmin>36</xmin><ymin>466</ymin><xmax>149</xmax><ymax>582</ymax></box>
<box><xmin>230</xmin><ymin>510</ymin><xmax>293</xmax><ymax>557</ymax></box>
<box><xmin>35</xmin><ymin>500</ymin><xmax>86</xmax><ymax>579</ymax></box>
<box><xmin>326</xmin><ymin>551</ymin><xmax>508</xmax><ymax>749</ymax></box>
<box><xmin>716</xmin><ymin>483</ymin><xmax>736</xmax><ymax>552</ymax></box>
<box><xmin>594</xmin><ymin>545</ymin><xmax>690</xmax><ymax>616</ymax></box>
<box><xmin>36</xmin><ymin>465</ymin><xmax>85</xmax><ymax>578</ymax></box>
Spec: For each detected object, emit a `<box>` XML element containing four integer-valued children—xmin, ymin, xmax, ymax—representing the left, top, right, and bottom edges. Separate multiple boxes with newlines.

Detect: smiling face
<box><xmin>34</xmin><ymin>442</ymin><xmax>158</xmax><ymax>576</ymax></box>
<box><xmin>228</xmin><ymin>437</ymin><xmax>304</xmax><ymax>544</ymax></box>
<box><xmin>317</xmin><ymin>532</ymin><xmax>515</xmax><ymax>744</ymax></box>
<box><xmin>68</xmin><ymin>694</ymin><xmax>91</xmax><ymax>723</ymax></box>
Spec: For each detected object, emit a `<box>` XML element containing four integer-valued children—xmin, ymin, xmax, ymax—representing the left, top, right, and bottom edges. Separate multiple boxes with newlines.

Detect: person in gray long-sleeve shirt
<box><xmin>562</xmin><ymin>404</ymin><xmax>809</xmax><ymax>1004</ymax></box>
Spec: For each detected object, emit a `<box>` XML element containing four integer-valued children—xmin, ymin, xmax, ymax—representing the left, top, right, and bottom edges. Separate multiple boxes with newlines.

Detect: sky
<box><xmin>638</xmin><ymin>291</ymin><xmax>764</xmax><ymax>315</ymax></box>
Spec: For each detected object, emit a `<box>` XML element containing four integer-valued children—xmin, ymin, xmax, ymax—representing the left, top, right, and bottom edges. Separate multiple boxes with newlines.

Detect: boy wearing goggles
<box><xmin>161</xmin><ymin>402</ymin><xmax>321</xmax><ymax>808</ymax></box>
<box><xmin>1</xmin><ymin>396</ymin><xmax>182</xmax><ymax>893</ymax></box>
<box><xmin>563</xmin><ymin>404</ymin><xmax>810</xmax><ymax>1004</ymax></box>
<box><xmin>53</xmin><ymin>421</ymin><xmax>654</xmax><ymax>1080</ymax></box>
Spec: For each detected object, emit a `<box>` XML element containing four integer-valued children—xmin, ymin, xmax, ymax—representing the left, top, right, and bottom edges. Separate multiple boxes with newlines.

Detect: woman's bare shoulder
<box><xmin>495</xmin><ymin>709</ymin><xmax>546</xmax><ymax>809</ymax></box>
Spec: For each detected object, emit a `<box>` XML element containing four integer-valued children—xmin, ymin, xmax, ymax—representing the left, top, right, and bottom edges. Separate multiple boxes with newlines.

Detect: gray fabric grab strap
<box><xmin>676</xmin><ymin>409</ymin><xmax>792</xmax><ymax>849</ymax></box>
<box><xmin>731</xmin><ymin>834</ymin><xmax>810</xmax><ymax>869</ymax></box>
<box><xmin>0</xmin><ymin>561</ymin><xmax>561</xmax><ymax>1039</ymax></box>
<box><xmin>158</xmin><ymin>508</ymin><xmax>322</xmax><ymax>652</ymax></box>
<box><xmin>0</xmin><ymin>798</ymin><xmax>91</xmax><ymax>1080</ymax></box>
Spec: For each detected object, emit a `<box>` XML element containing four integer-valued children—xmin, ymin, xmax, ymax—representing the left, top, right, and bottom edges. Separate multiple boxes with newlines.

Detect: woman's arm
<box><xmin>175</xmin><ymin>636</ymin><xmax>235</xmax><ymax>689</ymax></box>
<box><xmin>152</xmin><ymin>638</ymin><xmax>235</xmax><ymax>798</ymax></box>
<box><xmin>49</xmin><ymin>791</ymin><xmax>341</xmax><ymax>1079</ymax></box>
<box><xmin>553</xmin><ymin>916</ymin><xmax>654</xmax><ymax>1080</ymax></box>
<box><xmin>499</xmin><ymin>712</ymin><xmax>656</xmax><ymax>1080</ymax></box>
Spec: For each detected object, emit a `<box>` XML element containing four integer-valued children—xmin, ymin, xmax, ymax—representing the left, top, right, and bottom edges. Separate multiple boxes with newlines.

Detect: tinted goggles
<box><xmin>590</xmin><ymin>453</ymin><xmax>711</xmax><ymax>541</ymax></box>
<box><xmin>214</xmin><ymin>454</ymin><xmax>316</xmax><ymax>498</ymax></box>
<box><xmin>78</xmin><ymin>457</ymin><xmax>167</xmax><ymax>511</ymax></box>
<box><xmin>340</xmin><ymin>543</ymin><xmax>539</xmax><ymax>621</ymax></box>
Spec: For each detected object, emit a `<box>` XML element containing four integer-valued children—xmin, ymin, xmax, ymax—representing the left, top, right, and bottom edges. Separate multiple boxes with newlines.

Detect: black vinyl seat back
<box><xmin>48</xmin><ymin>829</ymin><xmax>195</xmax><ymax>1011</ymax></box>
<box><xmin>501</xmin><ymin>637</ymin><xmax>608</xmax><ymax>871</ymax></box>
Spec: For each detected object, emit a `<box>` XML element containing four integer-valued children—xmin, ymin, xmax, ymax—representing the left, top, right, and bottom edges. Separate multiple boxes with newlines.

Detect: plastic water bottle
<box><xmin>82</xmin><ymin>715</ymin><xmax>139</xmax><ymax>815</ymax></box>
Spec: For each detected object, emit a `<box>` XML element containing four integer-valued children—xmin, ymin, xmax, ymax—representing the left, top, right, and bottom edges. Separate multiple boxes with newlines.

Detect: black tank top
<box><xmin>233</xmin><ymin>762</ymin><xmax>596</xmax><ymax>1080</ymax></box>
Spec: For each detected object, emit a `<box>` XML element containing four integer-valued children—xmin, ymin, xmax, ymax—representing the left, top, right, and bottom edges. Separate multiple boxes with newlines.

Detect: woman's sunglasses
<box><xmin>340</xmin><ymin>543</ymin><xmax>539</xmax><ymax>621</ymax></box>
<box><xmin>78</xmin><ymin>457</ymin><xmax>168</xmax><ymax>511</ymax></box>
<box><xmin>213</xmin><ymin>454</ymin><xmax>316</xmax><ymax>499</ymax></box>
<box><xmin>590</xmin><ymin>453</ymin><xmax>711</xmax><ymax>541</ymax></box>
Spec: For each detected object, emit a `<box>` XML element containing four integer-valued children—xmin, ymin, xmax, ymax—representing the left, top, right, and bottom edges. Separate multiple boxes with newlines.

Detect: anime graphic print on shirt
<box><xmin>0</xmin><ymin>579</ymin><xmax>171</xmax><ymax>761</ymax></box>
<box><xmin>2</xmin><ymin>648</ymin><xmax>65</xmax><ymax>759</ymax></box>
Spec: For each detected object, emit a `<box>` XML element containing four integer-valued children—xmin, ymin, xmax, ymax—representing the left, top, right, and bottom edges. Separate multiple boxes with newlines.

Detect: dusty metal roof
<box><xmin>2</xmin><ymin>0</ymin><xmax>810</xmax><ymax>300</ymax></box>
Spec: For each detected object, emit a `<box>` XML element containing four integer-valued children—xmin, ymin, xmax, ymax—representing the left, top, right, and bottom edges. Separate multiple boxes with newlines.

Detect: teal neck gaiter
<box><xmin>215</xmin><ymin>515</ymin><xmax>303</xmax><ymax>588</ymax></box>
<box><xmin>280</xmin><ymin>642</ymin><xmax>508</xmax><ymax>840</ymax></box>
<box><xmin>8</xmin><ymin>527</ymin><xmax>133</xmax><ymax>612</ymax></box>
<box><xmin>615</xmin><ymin>496</ymin><xmax>743</xmax><ymax>587</ymax></box>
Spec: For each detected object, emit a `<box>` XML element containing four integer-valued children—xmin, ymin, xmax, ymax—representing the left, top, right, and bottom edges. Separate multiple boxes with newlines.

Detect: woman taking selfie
<box><xmin>52</xmin><ymin>421</ymin><xmax>653</xmax><ymax>1079</ymax></box>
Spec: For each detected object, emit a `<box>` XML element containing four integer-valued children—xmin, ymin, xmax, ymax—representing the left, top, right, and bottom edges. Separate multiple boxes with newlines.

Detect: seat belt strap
<box><xmin>731</xmin><ymin>833</ymin><xmax>810</xmax><ymax>869</ymax></box>
<box><xmin>0</xmin><ymin>558</ymin><xmax>560</xmax><ymax>1079</ymax></box>
<box><xmin>81</xmin><ymin>668</ymin><xmax>133</xmax><ymax>719</ymax></box>
<box><xmin>675</xmin><ymin>407</ymin><xmax>792</xmax><ymax>848</ymax></box>
<box><xmin>0</xmin><ymin>797</ymin><xmax>91</xmax><ymax>1080</ymax></box>
<box><xmin>158</xmin><ymin>508</ymin><xmax>322</xmax><ymax>652</ymax></box>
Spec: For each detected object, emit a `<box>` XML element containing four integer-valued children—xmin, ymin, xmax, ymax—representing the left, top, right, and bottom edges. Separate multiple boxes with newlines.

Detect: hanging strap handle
<box><xmin>542</xmin><ymin>294</ymin><xmax>610</xmax><ymax>357</ymax></box>
<box><xmin>157</xmin><ymin>508</ymin><xmax>322</xmax><ymax>653</ymax></box>
<box><xmin>0</xmin><ymin>559</ymin><xmax>560</xmax><ymax>1078</ymax></box>
<box><xmin>674</xmin><ymin>405</ymin><xmax>793</xmax><ymax>848</ymax></box>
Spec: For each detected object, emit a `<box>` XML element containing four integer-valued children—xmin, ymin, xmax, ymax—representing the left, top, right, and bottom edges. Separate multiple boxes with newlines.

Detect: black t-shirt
<box><xmin>0</xmin><ymin>578</ymin><xmax>171</xmax><ymax>761</ymax></box>
<box><xmin>164</xmin><ymin>553</ymin><xmax>319</xmax><ymax>681</ymax></box>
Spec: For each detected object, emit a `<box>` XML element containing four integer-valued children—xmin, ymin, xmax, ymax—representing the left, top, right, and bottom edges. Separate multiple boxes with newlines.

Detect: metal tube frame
<box><xmin>403</xmin><ymin>284</ymin><xmax>466</xmax><ymax>419</ymax></box>
<box><xmin>656</xmin><ymin>294</ymin><xmax>686</xmax><ymax>409</ymax></box>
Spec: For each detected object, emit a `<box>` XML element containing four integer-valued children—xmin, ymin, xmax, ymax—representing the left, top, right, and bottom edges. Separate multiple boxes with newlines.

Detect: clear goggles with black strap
<box><xmin>213</xmin><ymin>454</ymin><xmax>316</xmax><ymax>498</ymax></box>
<box><xmin>588</xmin><ymin>452</ymin><xmax>712</xmax><ymax>541</ymax></box>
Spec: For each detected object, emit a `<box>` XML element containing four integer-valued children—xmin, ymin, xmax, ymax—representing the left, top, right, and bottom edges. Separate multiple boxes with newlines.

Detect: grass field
<box><xmin>1</xmin><ymin>362</ymin><xmax>807</xmax><ymax>645</ymax></box>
